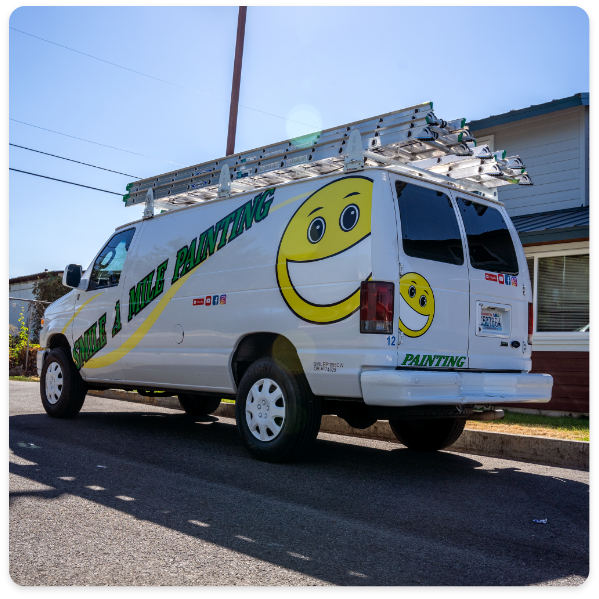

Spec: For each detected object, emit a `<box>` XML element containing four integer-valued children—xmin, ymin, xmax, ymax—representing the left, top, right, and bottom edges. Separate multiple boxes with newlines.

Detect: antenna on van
<box><xmin>344</xmin><ymin>129</ymin><xmax>364</xmax><ymax>173</ymax></box>
<box><xmin>143</xmin><ymin>188</ymin><xmax>154</xmax><ymax>219</ymax></box>
<box><xmin>218</xmin><ymin>164</ymin><xmax>231</xmax><ymax>200</ymax></box>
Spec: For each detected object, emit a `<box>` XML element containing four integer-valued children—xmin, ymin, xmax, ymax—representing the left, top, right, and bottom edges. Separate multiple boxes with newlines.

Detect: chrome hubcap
<box><xmin>245</xmin><ymin>378</ymin><xmax>286</xmax><ymax>442</ymax></box>
<box><xmin>45</xmin><ymin>362</ymin><xmax>63</xmax><ymax>404</ymax></box>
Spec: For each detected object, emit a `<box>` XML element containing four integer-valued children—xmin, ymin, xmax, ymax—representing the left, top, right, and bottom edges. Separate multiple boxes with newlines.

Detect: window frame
<box><xmin>525</xmin><ymin>243</ymin><xmax>589</xmax><ymax>349</ymax></box>
<box><xmin>87</xmin><ymin>227</ymin><xmax>136</xmax><ymax>292</ymax></box>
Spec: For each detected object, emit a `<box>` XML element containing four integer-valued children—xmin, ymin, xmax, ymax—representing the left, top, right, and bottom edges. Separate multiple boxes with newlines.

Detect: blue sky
<box><xmin>9</xmin><ymin>5</ymin><xmax>589</xmax><ymax>278</ymax></box>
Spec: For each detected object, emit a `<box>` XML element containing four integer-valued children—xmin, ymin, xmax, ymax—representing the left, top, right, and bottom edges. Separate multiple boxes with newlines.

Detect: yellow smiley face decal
<box><xmin>398</xmin><ymin>273</ymin><xmax>435</xmax><ymax>337</ymax></box>
<box><xmin>276</xmin><ymin>176</ymin><xmax>373</xmax><ymax>324</ymax></box>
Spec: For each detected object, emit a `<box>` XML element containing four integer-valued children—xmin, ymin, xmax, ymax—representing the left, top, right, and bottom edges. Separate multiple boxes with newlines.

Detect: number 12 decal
<box><xmin>386</xmin><ymin>336</ymin><xmax>396</xmax><ymax>346</ymax></box>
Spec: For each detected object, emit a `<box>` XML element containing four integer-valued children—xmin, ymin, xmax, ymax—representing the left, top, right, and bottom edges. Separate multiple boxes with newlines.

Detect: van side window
<box><xmin>88</xmin><ymin>228</ymin><xmax>136</xmax><ymax>290</ymax></box>
<box><xmin>396</xmin><ymin>181</ymin><xmax>464</xmax><ymax>265</ymax></box>
<box><xmin>457</xmin><ymin>199</ymin><xmax>519</xmax><ymax>275</ymax></box>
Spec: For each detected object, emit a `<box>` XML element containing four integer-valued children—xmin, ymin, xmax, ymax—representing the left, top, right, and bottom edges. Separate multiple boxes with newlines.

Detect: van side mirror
<box><xmin>63</xmin><ymin>264</ymin><xmax>82</xmax><ymax>289</ymax></box>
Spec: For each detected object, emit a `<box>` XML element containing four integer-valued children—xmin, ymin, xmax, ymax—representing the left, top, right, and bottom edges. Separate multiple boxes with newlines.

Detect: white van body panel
<box><xmin>40</xmin><ymin>166</ymin><xmax>551</xmax><ymax>405</ymax></box>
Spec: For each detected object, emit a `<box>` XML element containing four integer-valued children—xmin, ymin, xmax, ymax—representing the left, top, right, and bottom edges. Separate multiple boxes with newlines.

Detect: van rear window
<box><xmin>457</xmin><ymin>199</ymin><xmax>519</xmax><ymax>275</ymax></box>
<box><xmin>395</xmin><ymin>182</ymin><xmax>464</xmax><ymax>266</ymax></box>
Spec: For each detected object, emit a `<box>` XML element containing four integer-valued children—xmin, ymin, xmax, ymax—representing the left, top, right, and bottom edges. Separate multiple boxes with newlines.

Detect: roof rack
<box><xmin>123</xmin><ymin>101</ymin><xmax>532</xmax><ymax>217</ymax></box>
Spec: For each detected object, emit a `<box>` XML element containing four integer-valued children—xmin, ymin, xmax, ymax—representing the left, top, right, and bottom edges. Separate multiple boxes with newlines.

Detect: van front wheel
<box><xmin>40</xmin><ymin>347</ymin><xmax>87</xmax><ymax>418</ymax></box>
<box><xmin>235</xmin><ymin>358</ymin><xmax>321</xmax><ymax>463</ymax></box>
<box><xmin>389</xmin><ymin>418</ymin><xmax>465</xmax><ymax>451</ymax></box>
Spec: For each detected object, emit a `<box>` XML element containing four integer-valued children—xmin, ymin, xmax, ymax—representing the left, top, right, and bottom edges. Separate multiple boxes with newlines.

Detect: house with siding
<box><xmin>468</xmin><ymin>92</ymin><xmax>589</xmax><ymax>414</ymax></box>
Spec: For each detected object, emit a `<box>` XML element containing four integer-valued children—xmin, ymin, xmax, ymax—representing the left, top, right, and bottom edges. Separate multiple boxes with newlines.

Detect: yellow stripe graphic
<box><xmin>85</xmin><ymin>190</ymin><xmax>309</xmax><ymax>370</ymax></box>
<box><xmin>61</xmin><ymin>294</ymin><xmax>102</xmax><ymax>334</ymax></box>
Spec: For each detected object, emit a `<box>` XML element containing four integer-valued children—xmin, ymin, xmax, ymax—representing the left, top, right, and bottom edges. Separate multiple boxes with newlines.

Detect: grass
<box><xmin>466</xmin><ymin>410</ymin><xmax>589</xmax><ymax>442</ymax></box>
<box><xmin>10</xmin><ymin>375</ymin><xmax>39</xmax><ymax>382</ymax></box>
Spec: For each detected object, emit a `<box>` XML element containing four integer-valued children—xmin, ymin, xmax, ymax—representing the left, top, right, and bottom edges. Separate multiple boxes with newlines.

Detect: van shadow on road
<box><xmin>10</xmin><ymin>400</ymin><xmax>589</xmax><ymax>586</ymax></box>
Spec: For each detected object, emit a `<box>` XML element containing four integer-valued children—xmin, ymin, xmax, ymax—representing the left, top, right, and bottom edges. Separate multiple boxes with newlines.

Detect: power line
<box><xmin>10</xmin><ymin>26</ymin><xmax>319</xmax><ymax>130</ymax></box>
<box><xmin>9</xmin><ymin>118</ymin><xmax>185</xmax><ymax>166</ymax></box>
<box><xmin>9</xmin><ymin>168</ymin><xmax>122</xmax><ymax>195</ymax></box>
<box><xmin>9</xmin><ymin>143</ymin><xmax>141</xmax><ymax>178</ymax></box>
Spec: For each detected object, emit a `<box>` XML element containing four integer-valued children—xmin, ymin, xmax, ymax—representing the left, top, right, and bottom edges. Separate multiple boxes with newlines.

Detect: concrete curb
<box><xmin>87</xmin><ymin>390</ymin><xmax>589</xmax><ymax>470</ymax></box>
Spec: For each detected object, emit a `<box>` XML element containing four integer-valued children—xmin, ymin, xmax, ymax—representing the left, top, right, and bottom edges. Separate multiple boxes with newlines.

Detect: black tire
<box><xmin>235</xmin><ymin>357</ymin><xmax>321</xmax><ymax>463</ymax></box>
<box><xmin>389</xmin><ymin>417</ymin><xmax>465</xmax><ymax>451</ymax></box>
<box><xmin>178</xmin><ymin>394</ymin><xmax>221</xmax><ymax>416</ymax></box>
<box><xmin>40</xmin><ymin>347</ymin><xmax>87</xmax><ymax>418</ymax></box>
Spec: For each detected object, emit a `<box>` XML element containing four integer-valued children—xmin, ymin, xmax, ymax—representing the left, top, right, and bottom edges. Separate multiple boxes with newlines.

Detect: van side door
<box><xmin>391</xmin><ymin>177</ymin><xmax>470</xmax><ymax>369</ymax></box>
<box><xmin>70</xmin><ymin>227</ymin><xmax>137</xmax><ymax>380</ymax></box>
<box><xmin>455</xmin><ymin>197</ymin><xmax>529</xmax><ymax>370</ymax></box>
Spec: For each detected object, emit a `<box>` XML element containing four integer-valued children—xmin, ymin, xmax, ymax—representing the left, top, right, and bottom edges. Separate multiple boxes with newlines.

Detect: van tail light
<box><xmin>360</xmin><ymin>281</ymin><xmax>394</xmax><ymax>334</ymax></box>
<box><xmin>527</xmin><ymin>302</ymin><xmax>533</xmax><ymax>345</ymax></box>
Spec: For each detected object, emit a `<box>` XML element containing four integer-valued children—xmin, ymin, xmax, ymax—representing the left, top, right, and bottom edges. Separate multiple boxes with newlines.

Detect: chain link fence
<box><xmin>9</xmin><ymin>297</ymin><xmax>51</xmax><ymax>376</ymax></box>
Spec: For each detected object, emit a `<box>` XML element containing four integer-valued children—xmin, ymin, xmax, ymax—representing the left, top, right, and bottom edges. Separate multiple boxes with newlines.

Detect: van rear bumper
<box><xmin>361</xmin><ymin>370</ymin><xmax>553</xmax><ymax>407</ymax></box>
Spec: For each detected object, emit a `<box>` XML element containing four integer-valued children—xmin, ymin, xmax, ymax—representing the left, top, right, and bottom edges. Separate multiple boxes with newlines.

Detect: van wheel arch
<box><xmin>48</xmin><ymin>333</ymin><xmax>71</xmax><ymax>351</ymax></box>
<box><xmin>231</xmin><ymin>333</ymin><xmax>304</xmax><ymax>387</ymax></box>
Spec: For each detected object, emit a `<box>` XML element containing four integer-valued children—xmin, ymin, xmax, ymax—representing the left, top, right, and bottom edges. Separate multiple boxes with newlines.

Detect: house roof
<box><xmin>512</xmin><ymin>206</ymin><xmax>589</xmax><ymax>245</ymax></box>
<box><xmin>468</xmin><ymin>93</ymin><xmax>589</xmax><ymax>132</ymax></box>
<box><xmin>9</xmin><ymin>270</ymin><xmax>63</xmax><ymax>285</ymax></box>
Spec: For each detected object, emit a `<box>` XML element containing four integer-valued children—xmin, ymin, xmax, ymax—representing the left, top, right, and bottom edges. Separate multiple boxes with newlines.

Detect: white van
<box><xmin>37</xmin><ymin>106</ymin><xmax>553</xmax><ymax>462</ymax></box>
<box><xmin>38</xmin><ymin>166</ymin><xmax>553</xmax><ymax>461</ymax></box>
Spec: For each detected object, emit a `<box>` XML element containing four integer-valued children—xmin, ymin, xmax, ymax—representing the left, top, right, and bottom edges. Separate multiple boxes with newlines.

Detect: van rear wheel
<box><xmin>389</xmin><ymin>417</ymin><xmax>465</xmax><ymax>451</ymax></box>
<box><xmin>178</xmin><ymin>394</ymin><xmax>221</xmax><ymax>416</ymax></box>
<box><xmin>235</xmin><ymin>357</ymin><xmax>321</xmax><ymax>463</ymax></box>
<box><xmin>40</xmin><ymin>347</ymin><xmax>87</xmax><ymax>418</ymax></box>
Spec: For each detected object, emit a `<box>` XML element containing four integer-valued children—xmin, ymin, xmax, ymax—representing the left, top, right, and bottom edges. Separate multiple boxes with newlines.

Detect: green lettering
<box><xmin>411</xmin><ymin>355</ymin><xmax>420</xmax><ymax>366</ymax></box>
<box><xmin>422</xmin><ymin>355</ymin><xmax>434</xmax><ymax>367</ymax></box>
<box><xmin>172</xmin><ymin>245</ymin><xmax>188</xmax><ymax>284</ymax></box>
<box><xmin>143</xmin><ymin>271</ymin><xmax>155</xmax><ymax>305</ymax></box>
<box><xmin>401</xmin><ymin>354</ymin><xmax>414</xmax><ymax>366</ymax></box>
<box><xmin>73</xmin><ymin>338</ymin><xmax>83</xmax><ymax>370</ymax></box>
<box><xmin>128</xmin><ymin>282</ymin><xmax>142</xmax><ymax>321</ymax></box>
<box><xmin>154</xmin><ymin>259</ymin><xmax>169</xmax><ymax>297</ymax></box>
<box><xmin>195</xmin><ymin>231</ymin><xmax>208</xmax><ymax>266</ymax></box>
<box><xmin>217</xmin><ymin>212</ymin><xmax>237</xmax><ymax>249</ymax></box>
<box><xmin>254</xmin><ymin>188</ymin><xmax>275</xmax><ymax>222</ymax></box>
<box><xmin>447</xmin><ymin>356</ymin><xmax>458</xmax><ymax>367</ymax></box>
<box><xmin>441</xmin><ymin>356</ymin><xmax>450</xmax><ymax>367</ymax></box>
<box><xmin>227</xmin><ymin>205</ymin><xmax>248</xmax><ymax>243</ymax></box>
<box><xmin>433</xmin><ymin>355</ymin><xmax>444</xmax><ymax>367</ymax></box>
<box><xmin>83</xmin><ymin>325</ymin><xmax>97</xmax><ymax>362</ymax></box>
<box><xmin>112</xmin><ymin>301</ymin><xmax>122</xmax><ymax>338</ymax></box>
<box><xmin>456</xmin><ymin>356</ymin><xmax>466</xmax><ymax>368</ymax></box>
<box><xmin>231</xmin><ymin>198</ymin><xmax>258</xmax><ymax>240</ymax></box>
<box><xmin>201</xmin><ymin>225</ymin><xmax>219</xmax><ymax>261</ymax></box>
<box><xmin>98</xmin><ymin>314</ymin><xmax>107</xmax><ymax>350</ymax></box>
<box><xmin>182</xmin><ymin>238</ymin><xmax>197</xmax><ymax>277</ymax></box>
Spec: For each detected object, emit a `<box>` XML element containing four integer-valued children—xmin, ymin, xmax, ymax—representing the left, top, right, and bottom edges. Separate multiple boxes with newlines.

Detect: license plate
<box><xmin>480</xmin><ymin>311</ymin><xmax>503</xmax><ymax>332</ymax></box>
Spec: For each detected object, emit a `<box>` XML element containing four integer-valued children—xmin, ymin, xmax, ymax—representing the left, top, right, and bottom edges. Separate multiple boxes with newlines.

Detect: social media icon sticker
<box><xmin>220</xmin><ymin>294</ymin><xmax>227</xmax><ymax>304</ymax></box>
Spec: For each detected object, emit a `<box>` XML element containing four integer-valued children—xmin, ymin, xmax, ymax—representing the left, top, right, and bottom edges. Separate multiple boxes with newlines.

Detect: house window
<box><xmin>526</xmin><ymin>250</ymin><xmax>591</xmax><ymax>335</ymax></box>
<box><xmin>536</xmin><ymin>254</ymin><xmax>589</xmax><ymax>332</ymax></box>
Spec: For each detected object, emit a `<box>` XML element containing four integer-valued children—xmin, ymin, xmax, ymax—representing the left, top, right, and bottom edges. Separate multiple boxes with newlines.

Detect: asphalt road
<box><xmin>10</xmin><ymin>381</ymin><xmax>588</xmax><ymax>586</ymax></box>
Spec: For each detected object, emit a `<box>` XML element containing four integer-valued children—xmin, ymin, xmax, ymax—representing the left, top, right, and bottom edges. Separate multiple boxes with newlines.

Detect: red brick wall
<box><xmin>503</xmin><ymin>351</ymin><xmax>589</xmax><ymax>413</ymax></box>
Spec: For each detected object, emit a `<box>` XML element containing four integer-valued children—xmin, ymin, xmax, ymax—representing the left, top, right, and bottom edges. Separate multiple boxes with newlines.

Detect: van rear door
<box><xmin>391</xmin><ymin>177</ymin><xmax>470</xmax><ymax>369</ymax></box>
<box><xmin>456</xmin><ymin>197</ymin><xmax>529</xmax><ymax>370</ymax></box>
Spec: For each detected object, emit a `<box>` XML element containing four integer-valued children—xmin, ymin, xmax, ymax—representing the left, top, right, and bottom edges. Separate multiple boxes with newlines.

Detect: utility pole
<box><xmin>226</xmin><ymin>6</ymin><xmax>247</xmax><ymax>156</ymax></box>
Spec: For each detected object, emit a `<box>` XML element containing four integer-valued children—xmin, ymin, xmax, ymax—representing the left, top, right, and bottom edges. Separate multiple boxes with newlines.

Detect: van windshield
<box><xmin>457</xmin><ymin>198</ymin><xmax>519</xmax><ymax>275</ymax></box>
